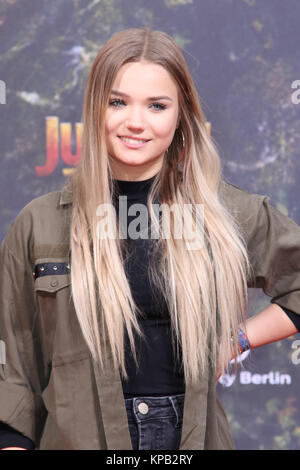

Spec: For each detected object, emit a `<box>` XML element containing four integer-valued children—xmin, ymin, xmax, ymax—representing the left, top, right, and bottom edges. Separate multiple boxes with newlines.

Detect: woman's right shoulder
<box><xmin>18</xmin><ymin>187</ymin><xmax>72</xmax><ymax>218</ymax></box>
<box><xmin>1</xmin><ymin>188</ymin><xmax>73</xmax><ymax>260</ymax></box>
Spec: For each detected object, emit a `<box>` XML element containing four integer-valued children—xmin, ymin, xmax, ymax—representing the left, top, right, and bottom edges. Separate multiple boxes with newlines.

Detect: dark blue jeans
<box><xmin>124</xmin><ymin>393</ymin><xmax>185</xmax><ymax>450</ymax></box>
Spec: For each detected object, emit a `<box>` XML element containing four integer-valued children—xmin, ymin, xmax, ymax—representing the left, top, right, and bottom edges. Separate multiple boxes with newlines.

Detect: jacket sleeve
<box><xmin>0</xmin><ymin>421</ymin><xmax>35</xmax><ymax>449</ymax></box>
<box><xmin>239</xmin><ymin>189</ymin><xmax>300</xmax><ymax>318</ymax></box>
<box><xmin>221</xmin><ymin>181</ymin><xmax>300</xmax><ymax>321</ymax></box>
<box><xmin>0</xmin><ymin>207</ymin><xmax>48</xmax><ymax>447</ymax></box>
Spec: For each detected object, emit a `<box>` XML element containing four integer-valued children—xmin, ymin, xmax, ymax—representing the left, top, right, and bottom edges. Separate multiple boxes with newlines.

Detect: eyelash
<box><xmin>108</xmin><ymin>98</ymin><xmax>167</xmax><ymax>111</ymax></box>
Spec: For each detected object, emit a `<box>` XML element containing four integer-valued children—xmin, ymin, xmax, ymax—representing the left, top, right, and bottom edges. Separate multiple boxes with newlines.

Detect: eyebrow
<box><xmin>110</xmin><ymin>89</ymin><xmax>173</xmax><ymax>102</ymax></box>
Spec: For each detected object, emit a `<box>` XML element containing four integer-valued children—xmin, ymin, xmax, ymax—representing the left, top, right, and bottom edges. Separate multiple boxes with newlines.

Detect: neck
<box><xmin>109</xmin><ymin>155</ymin><xmax>163</xmax><ymax>182</ymax></box>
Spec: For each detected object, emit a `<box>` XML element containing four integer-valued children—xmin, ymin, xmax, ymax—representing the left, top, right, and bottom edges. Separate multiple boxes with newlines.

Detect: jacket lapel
<box><xmin>90</xmin><ymin>354</ymin><xmax>133</xmax><ymax>450</ymax></box>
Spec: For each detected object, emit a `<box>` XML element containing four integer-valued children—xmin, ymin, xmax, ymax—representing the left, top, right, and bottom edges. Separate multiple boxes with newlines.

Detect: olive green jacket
<box><xmin>1</xmin><ymin>181</ymin><xmax>300</xmax><ymax>450</ymax></box>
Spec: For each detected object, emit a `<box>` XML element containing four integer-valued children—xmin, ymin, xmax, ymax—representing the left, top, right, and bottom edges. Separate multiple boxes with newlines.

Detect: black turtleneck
<box><xmin>113</xmin><ymin>174</ymin><xmax>185</xmax><ymax>398</ymax></box>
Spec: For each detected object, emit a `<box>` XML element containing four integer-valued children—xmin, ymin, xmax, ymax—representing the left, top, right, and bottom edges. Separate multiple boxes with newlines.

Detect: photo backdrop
<box><xmin>1</xmin><ymin>0</ymin><xmax>300</xmax><ymax>450</ymax></box>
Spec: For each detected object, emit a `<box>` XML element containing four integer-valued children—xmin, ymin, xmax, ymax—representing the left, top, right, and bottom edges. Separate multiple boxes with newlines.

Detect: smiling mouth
<box><xmin>118</xmin><ymin>136</ymin><xmax>150</xmax><ymax>144</ymax></box>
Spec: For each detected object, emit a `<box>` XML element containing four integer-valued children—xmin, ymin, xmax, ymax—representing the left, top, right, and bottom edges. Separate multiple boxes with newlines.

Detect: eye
<box><xmin>151</xmin><ymin>102</ymin><xmax>167</xmax><ymax>111</ymax></box>
<box><xmin>109</xmin><ymin>98</ymin><xmax>125</xmax><ymax>108</ymax></box>
<box><xmin>108</xmin><ymin>98</ymin><xmax>167</xmax><ymax>111</ymax></box>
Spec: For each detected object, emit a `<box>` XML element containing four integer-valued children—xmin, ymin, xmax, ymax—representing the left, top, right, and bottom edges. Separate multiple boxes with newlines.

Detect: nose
<box><xmin>125</xmin><ymin>106</ymin><xmax>145</xmax><ymax>131</ymax></box>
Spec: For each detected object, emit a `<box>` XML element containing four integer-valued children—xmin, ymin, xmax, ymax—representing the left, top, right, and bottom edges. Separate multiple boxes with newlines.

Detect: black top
<box><xmin>1</xmin><ymin>175</ymin><xmax>300</xmax><ymax>449</ymax></box>
<box><xmin>113</xmin><ymin>174</ymin><xmax>185</xmax><ymax>398</ymax></box>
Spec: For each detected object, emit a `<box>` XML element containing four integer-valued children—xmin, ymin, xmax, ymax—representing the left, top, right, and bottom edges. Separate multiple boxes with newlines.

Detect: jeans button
<box><xmin>138</xmin><ymin>402</ymin><xmax>149</xmax><ymax>414</ymax></box>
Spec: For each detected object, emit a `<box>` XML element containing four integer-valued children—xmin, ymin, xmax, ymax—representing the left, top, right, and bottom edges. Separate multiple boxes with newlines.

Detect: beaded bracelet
<box><xmin>231</xmin><ymin>327</ymin><xmax>251</xmax><ymax>354</ymax></box>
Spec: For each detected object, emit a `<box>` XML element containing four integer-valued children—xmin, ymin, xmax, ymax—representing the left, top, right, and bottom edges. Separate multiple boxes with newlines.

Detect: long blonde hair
<box><xmin>66</xmin><ymin>28</ymin><xmax>252</xmax><ymax>385</ymax></box>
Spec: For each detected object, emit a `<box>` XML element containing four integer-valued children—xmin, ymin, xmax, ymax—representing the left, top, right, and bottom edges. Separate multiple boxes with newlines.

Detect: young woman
<box><xmin>0</xmin><ymin>28</ymin><xmax>300</xmax><ymax>450</ymax></box>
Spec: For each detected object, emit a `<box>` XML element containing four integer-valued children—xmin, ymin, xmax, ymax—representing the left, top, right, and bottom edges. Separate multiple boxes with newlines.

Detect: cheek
<box><xmin>105</xmin><ymin>113</ymin><xmax>120</xmax><ymax>135</ymax></box>
<box><xmin>152</xmin><ymin>116</ymin><xmax>177</xmax><ymax>139</ymax></box>
<box><xmin>104</xmin><ymin>119</ymin><xmax>116</xmax><ymax>150</ymax></box>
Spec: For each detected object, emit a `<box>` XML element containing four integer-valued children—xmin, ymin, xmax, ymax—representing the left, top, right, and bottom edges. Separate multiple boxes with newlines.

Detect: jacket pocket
<box><xmin>34</xmin><ymin>273</ymin><xmax>71</xmax><ymax>293</ymax></box>
<box><xmin>33</xmin><ymin>258</ymin><xmax>89</xmax><ymax>374</ymax></box>
<box><xmin>34</xmin><ymin>269</ymin><xmax>90</xmax><ymax>358</ymax></box>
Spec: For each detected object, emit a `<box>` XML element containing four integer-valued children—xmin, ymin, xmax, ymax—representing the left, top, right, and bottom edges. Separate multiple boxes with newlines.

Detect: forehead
<box><xmin>112</xmin><ymin>61</ymin><xmax>178</xmax><ymax>98</ymax></box>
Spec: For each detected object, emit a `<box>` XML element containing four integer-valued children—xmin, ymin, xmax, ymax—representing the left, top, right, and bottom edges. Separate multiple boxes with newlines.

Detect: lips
<box><xmin>118</xmin><ymin>135</ymin><xmax>150</xmax><ymax>149</ymax></box>
<box><xmin>118</xmin><ymin>136</ymin><xmax>150</xmax><ymax>143</ymax></box>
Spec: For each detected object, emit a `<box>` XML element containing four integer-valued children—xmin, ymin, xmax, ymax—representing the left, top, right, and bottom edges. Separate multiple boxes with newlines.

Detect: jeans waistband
<box><xmin>124</xmin><ymin>393</ymin><xmax>185</xmax><ymax>426</ymax></box>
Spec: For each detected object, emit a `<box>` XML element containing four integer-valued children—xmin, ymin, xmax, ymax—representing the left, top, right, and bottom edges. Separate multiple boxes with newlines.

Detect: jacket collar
<box><xmin>59</xmin><ymin>185</ymin><xmax>73</xmax><ymax>205</ymax></box>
